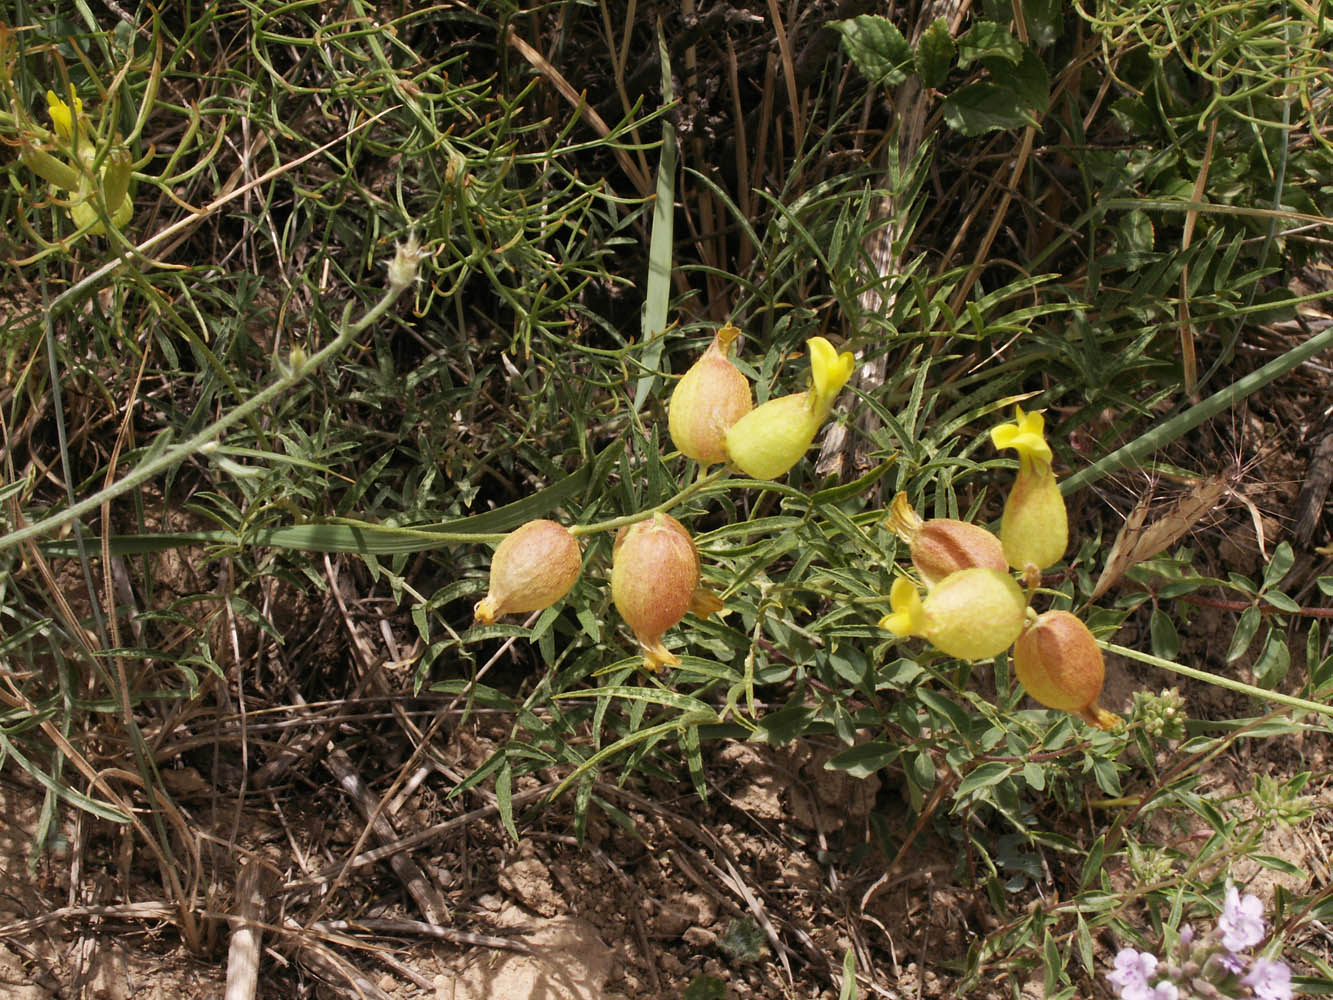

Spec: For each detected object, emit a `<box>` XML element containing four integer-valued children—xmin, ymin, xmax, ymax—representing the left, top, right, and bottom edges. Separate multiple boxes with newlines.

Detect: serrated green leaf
<box><xmin>832</xmin><ymin>15</ymin><xmax>913</xmax><ymax>87</ymax></box>
<box><xmin>942</xmin><ymin>82</ymin><xmax>1033</xmax><ymax>136</ymax></box>
<box><xmin>957</xmin><ymin>21</ymin><xmax>1024</xmax><ymax>68</ymax></box>
<box><xmin>956</xmin><ymin>760</ymin><xmax>1012</xmax><ymax>797</ymax></box>
<box><xmin>1264</xmin><ymin>591</ymin><xmax>1301</xmax><ymax>613</ymax></box>
<box><xmin>915</xmin><ymin>17</ymin><xmax>955</xmax><ymax>89</ymax></box>
<box><xmin>1022</xmin><ymin>760</ymin><xmax>1045</xmax><ymax>791</ymax></box>
<box><xmin>1263</xmin><ymin>541</ymin><xmax>1295</xmax><ymax>590</ymax></box>
<box><xmin>1023</xmin><ymin>0</ymin><xmax>1063</xmax><ymax>47</ymax></box>
<box><xmin>1150</xmin><ymin>608</ymin><xmax>1180</xmax><ymax>660</ymax></box>
<box><xmin>496</xmin><ymin>762</ymin><xmax>519</xmax><ymax>842</ymax></box>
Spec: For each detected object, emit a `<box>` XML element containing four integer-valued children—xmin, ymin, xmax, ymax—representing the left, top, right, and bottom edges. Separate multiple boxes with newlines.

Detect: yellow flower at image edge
<box><xmin>723</xmin><ymin>337</ymin><xmax>855</xmax><ymax>480</ymax></box>
<box><xmin>990</xmin><ymin>405</ymin><xmax>1067</xmax><ymax>572</ymax></box>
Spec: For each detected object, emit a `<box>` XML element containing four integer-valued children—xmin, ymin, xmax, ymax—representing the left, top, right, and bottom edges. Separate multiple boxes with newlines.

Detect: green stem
<box><xmin>568</xmin><ymin>465</ymin><xmax>730</xmax><ymax>538</ymax></box>
<box><xmin>1062</xmin><ymin>321</ymin><xmax>1333</xmax><ymax>495</ymax></box>
<box><xmin>323</xmin><ymin>517</ymin><xmax>508</xmax><ymax>546</ymax></box>
<box><xmin>0</xmin><ymin>272</ymin><xmax>410</xmax><ymax>555</ymax></box>
<box><xmin>1101</xmin><ymin>641</ymin><xmax>1332</xmax><ymax>719</ymax></box>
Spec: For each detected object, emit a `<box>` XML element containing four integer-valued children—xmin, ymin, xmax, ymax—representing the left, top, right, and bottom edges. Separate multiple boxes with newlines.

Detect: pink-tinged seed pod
<box><xmin>612</xmin><ymin>513</ymin><xmax>721</xmax><ymax>671</ymax></box>
<box><xmin>474</xmin><ymin>520</ymin><xmax>581</xmax><ymax>625</ymax></box>
<box><xmin>668</xmin><ymin>322</ymin><xmax>753</xmax><ymax>465</ymax></box>
<box><xmin>1012</xmin><ymin>610</ymin><xmax>1120</xmax><ymax>729</ymax></box>
<box><xmin>886</xmin><ymin>492</ymin><xmax>1007</xmax><ymax>587</ymax></box>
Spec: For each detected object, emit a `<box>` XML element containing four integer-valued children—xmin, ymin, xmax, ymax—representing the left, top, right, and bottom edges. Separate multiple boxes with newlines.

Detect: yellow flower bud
<box><xmin>667</xmin><ymin>322</ymin><xmax>753</xmax><ymax>465</ymax></box>
<box><xmin>723</xmin><ymin>336</ymin><xmax>855</xmax><ymax>480</ymax></box>
<box><xmin>611</xmin><ymin>513</ymin><xmax>721</xmax><ymax>671</ymax></box>
<box><xmin>474</xmin><ymin>519</ymin><xmax>581</xmax><ymax>625</ymax></box>
<box><xmin>46</xmin><ymin>88</ymin><xmax>84</xmax><ymax>144</ymax></box>
<box><xmin>879</xmin><ymin>568</ymin><xmax>1025</xmax><ymax>661</ymax></box>
<box><xmin>1012</xmin><ymin>610</ymin><xmax>1120</xmax><ymax>729</ymax></box>
<box><xmin>886</xmin><ymin>492</ymin><xmax>1007</xmax><ymax>587</ymax></box>
<box><xmin>990</xmin><ymin>406</ymin><xmax>1067</xmax><ymax>572</ymax></box>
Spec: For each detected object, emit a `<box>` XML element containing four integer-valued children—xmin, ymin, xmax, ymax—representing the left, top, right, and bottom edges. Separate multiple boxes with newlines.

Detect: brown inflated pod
<box><xmin>611</xmin><ymin>513</ymin><xmax>723</xmax><ymax>671</ymax></box>
<box><xmin>667</xmin><ymin>322</ymin><xmax>753</xmax><ymax>465</ymax></box>
<box><xmin>885</xmin><ymin>492</ymin><xmax>1007</xmax><ymax>586</ymax></box>
<box><xmin>474</xmin><ymin>520</ymin><xmax>581</xmax><ymax>625</ymax></box>
<box><xmin>1012</xmin><ymin>610</ymin><xmax>1119</xmax><ymax>729</ymax></box>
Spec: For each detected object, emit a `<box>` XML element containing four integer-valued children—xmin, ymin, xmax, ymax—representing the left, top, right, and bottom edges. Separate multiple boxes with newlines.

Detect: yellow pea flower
<box><xmin>990</xmin><ymin>405</ymin><xmax>1067</xmax><ymax>573</ymax></box>
<box><xmin>46</xmin><ymin>88</ymin><xmax>85</xmax><ymax>145</ymax></box>
<box><xmin>723</xmin><ymin>336</ymin><xmax>855</xmax><ymax>480</ymax></box>
<box><xmin>878</xmin><ymin>568</ymin><xmax>1026</xmax><ymax>661</ymax></box>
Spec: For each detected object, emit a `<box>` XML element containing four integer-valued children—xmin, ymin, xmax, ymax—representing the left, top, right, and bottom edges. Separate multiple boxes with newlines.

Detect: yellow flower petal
<box><xmin>808</xmin><ymin>336</ymin><xmax>855</xmax><ymax>415</ymax></box>
<box><xmin>46</xmin><ymin>88</ymin><xmax>82</xmax><ymax>143</ymax></box>
<box><xmin>879</xmin><ymin>578</ymin><xmax>928</xmax><ymax>638</ymax></box>
<box><xmin>989</xmin><ymin>405</ymin><xmax>1052</xmax><ymax>466</ymax></box>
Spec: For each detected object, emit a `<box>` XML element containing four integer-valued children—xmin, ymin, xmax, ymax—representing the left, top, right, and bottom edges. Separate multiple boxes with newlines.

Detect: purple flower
<box><xmin>1149</xmin><ymin>982</ymin><xmax>1178</xmax><ymax>1000</ymax></box>
<box><xmin>1108</xmin><ymin>949</ymin><xmax>1159</xmax><ymax>999</ymax></box>
<box><xmin>1243</xmin><ymin>957</ymin><xmax>1292</xmax><ymax>1000</ymax></box>
<box><xmin>1218</xmin><ymin>886</ymin><xmax>1266</xmax><ymax>951</ymax></box>
<box><xmin>1215</xmin><ymin>950</ymin><xmax>1245</xmax><ymax>974</ymax></box>
<box><xmin>1177</xmin><ymin>924</ymin><xmax>1194</xmax><ymax>948</ymax></box>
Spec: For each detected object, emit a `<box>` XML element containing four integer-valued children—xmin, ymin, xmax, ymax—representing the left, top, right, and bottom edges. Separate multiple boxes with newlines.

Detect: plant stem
<box><xmin>568</xmin><ymin>465</ymin><xmax>731</xmax><ymax>538</ymax></box>
<box><xmin>1102</xmin><ymin>641</ymin><xmax>1332</xmax><ymax>719</ymax></box>
<box><xmin>1062</xmin><ymin>320</ymin><xmax>1333</xmax><ymax>495</ymax></box>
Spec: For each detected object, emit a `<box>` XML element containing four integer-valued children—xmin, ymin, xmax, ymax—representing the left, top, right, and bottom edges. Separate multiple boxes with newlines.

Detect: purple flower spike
<box><xmin>1218</xmin><ymin>886</ymin><xmax>1266</xmax><ymax>951</ymax></box>
<box><xmin>1243</xmin><ymin>957</ymin><xmax>1292</xmax><ymax>1000</ymax></box>
<box><xmin>1108</xmin><ymin>949</ymin><xmax>1158</xmax><ymax>999</ymax></box>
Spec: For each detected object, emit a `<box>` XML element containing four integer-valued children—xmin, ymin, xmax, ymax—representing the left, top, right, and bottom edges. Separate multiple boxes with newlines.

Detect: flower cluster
<box><xmin>880</xmin><ymin>405</ymin><xmax>1118</xmax><ymax>728</ymax></box>
<box><xmin>18</xmin><ymin>87</ymin><xmax>134</xmax><ymax>237</ymax></box>
<box><xmin>1109</xmin><ymin>887</ymin><xmax>1294</xmax><ymax>1000</ymax></box>
<box><xmin>473</xmin><ymin>323</ymin><xmax>854</xmax><ymax>671</ymax></box>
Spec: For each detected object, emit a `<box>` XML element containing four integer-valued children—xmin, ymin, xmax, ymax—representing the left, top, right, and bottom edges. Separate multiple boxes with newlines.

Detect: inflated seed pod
<box><xmin>991</xmin><ymin>406</ymin><xmax>1068</xmax><ymax>572</ymax></box>
<box><xmin>879</xmin><ymin>568</ymin><xmax>1025</xmax><ymax>661</ymax></box>
<box><xmin>611</xmin><ymin>513</ymin><xmax>721</xmax><ymax>671</ymax></box>
<box><xmin>723</xmin><ymin>337</ymin><xmax>855</xmax><ymax>480</ymax></box>
<box><xmin>885</xmin><ymin>492</ymin><xmax>1007</xmax><ymax>587</ymax></box>
<box><xmin>474</xmin><ymin>519</ymin><xmax>581</xmax><ymax>625</ymax></box>
<box><xmin>668</xmin><ymin>322</ymin><xmax>753</xmax><ymax>465</ymax></box>
<box><xmin>1012</xmin><ymin>610</ymin><xmax>1120</xmax><ymax>729</ymax></box>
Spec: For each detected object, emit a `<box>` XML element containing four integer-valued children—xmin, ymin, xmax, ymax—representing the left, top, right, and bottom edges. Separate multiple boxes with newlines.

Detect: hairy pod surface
<box><xmin>668</xmin><ymin>323</ymin><xmax>753</xmax><ymax>465</ymax></box>
<box><xmin>886</xmin><ymin>492</ymin><xmax>1007</xmax><ymax>586</ymax></box>
<box><xmin>611</xmin><ymin>513</ymin><xmax>702</xmax><ymax>671</ymax></box>
<box><xmin>880</xmin><ymin>568</ymin><xmax>1025</xmax><ymax>661</ymax></box>
<box><xmin>1013</xmin><ymin>610</ymin><xmax>1118</xmax><ymax>728</ymax></box>
<box><xmin>474</xmin><ymin>519</ymin><xmax>581</xmax><ymax>625</ymax></box>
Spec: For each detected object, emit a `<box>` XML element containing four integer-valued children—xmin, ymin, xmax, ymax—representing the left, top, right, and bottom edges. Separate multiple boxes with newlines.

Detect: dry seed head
<box><xmin>474</xmin><ymin>519</ymin><xmax>581</xmax><ymax>624</ymax></box>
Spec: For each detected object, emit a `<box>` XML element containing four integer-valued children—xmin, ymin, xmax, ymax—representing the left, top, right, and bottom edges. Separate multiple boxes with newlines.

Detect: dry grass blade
<box><xmin>1178</xmin><ymin>117</ymin><xmax>1219</xmax><ymax>396</ymax></box>
<box><xmin>1089</xmin><ymin>478</ymin><xmax>1228</xmax><ymax>601</ymax></box>
<box><xmin>325</xmin><ymin>748</ymin><xmax>449</xmax><ymax>926</ymax></box>
<box><xmin>282</xmin><ymin>917</ymin><xmax>395</xmax><ymax>1000</ymax></box>
<box><xmin>225</xmin><ymin>859</ymin><xmax>270</xmax><ymax>1000</ymax></box>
